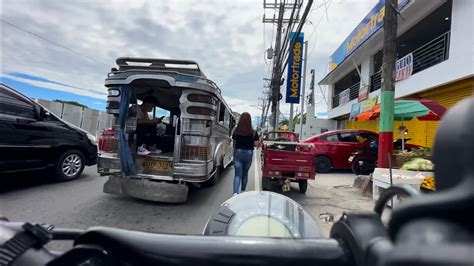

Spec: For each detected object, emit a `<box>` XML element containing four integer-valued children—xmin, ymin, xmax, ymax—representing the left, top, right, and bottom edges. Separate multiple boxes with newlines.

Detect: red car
<box><xmin>302</xmin><ymin>129</ymin><xmax>378</xmax><ymax>173</ymax></box>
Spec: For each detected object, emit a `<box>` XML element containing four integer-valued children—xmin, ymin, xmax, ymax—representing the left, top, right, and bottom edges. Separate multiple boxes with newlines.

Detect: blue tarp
<box><xmin>118</xmin><ymin>85</ymin><xmax>136</xmax><ymax>176</ymax></box>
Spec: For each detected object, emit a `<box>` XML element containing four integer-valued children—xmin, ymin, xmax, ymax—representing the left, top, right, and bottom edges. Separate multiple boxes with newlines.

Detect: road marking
<box><xmin>254</xmin><ymin>149</ymin><xmax>262</xmax><ymax>191</ymax></box>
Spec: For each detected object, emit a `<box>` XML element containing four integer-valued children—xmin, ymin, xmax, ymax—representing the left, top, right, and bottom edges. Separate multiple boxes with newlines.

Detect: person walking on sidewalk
<box><xmin>232</xmin><ymin>112</ymin><xmax>260</xmax><ymax>195</ymax></box>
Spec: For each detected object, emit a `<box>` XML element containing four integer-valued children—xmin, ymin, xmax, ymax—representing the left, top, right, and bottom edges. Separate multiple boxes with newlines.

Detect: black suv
<box><xmin>0</xmin><ymin>84</ymin><xmax>97</xmax><ymax>181</ymax></box>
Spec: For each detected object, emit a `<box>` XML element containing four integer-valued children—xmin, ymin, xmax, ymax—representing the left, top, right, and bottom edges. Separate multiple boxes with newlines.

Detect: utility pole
<box><xmin>263</xmin><ymin>0</ymin><xmax>312</xmax><ymax>131</ymax></box>
<box><xmin>378</xmin><ymin>0</ymin><xmax>398</xmax><ymax>168</ymax></box>
<box><xmin>299</xmin><ymin>40</ymin><xmax>308</xmax><ymax>137</ymax></box>
<box><xmin>270</xmin><ymin>4</ymin><xmax>284</xmax><ymax>131</ymax></box>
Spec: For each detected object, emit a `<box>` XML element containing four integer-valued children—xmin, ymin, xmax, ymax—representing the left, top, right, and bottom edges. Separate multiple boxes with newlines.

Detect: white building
<box><xmin>319</xmin><ymin>0</ymin><xmax>473</xmax><ymax>147</ymax></box>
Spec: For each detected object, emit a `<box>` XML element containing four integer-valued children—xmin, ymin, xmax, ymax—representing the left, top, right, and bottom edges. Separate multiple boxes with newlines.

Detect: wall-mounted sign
<box><xmin>339</xmin><ymin>88</ymin><xmax>351</xmax><ymax>106</ymax></box>
<box><xmin>360</xmin><ymin>96</ymin><xmax>378</xmax><ymax>112</ymax></box>
<box><xmin>358</xmin><ymin>85</ymin><xmax>369</xmax><ymax>101</ymax></box>
<box><xmin>328</xmin><ymin>0</ymin><xmax>409</xmax><ymax>71</ymax></box>
<box><xmin>286</xmin><ymin>32</ymin><xmax>305</xmax><ymax>104</ymax></box>
<box><xmin>395</xmin><ymin>52</ymin><xmax>413</xmax><ymax>81</ymax></box>
<box><xmin>350</xmin><ymin>102</ymin><xmax>361</xmax><ymax>121</ymax></box>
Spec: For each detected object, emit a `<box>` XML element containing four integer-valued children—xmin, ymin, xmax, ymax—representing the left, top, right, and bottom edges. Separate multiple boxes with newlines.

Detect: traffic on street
<box><xmin>1</xmin><ymin>0</ymin><xmax>473</xmax><ymax>265</ymax></box>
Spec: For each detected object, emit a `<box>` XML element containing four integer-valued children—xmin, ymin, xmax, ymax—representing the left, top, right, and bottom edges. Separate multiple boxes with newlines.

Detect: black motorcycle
<box><xmin>349</xmin><ymin>138</ymin><xmax>418</xmax><ymax>175</ymax></box>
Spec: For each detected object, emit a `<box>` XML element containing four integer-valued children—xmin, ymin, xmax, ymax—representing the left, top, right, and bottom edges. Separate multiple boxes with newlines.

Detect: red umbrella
<box><xmin>415</xmin><ymin>99</ymin><xmax>447</xmax><ymax>121</ymax></box>
<box><xmin>356</xmin><ymin>99</ymin><xmax>447</xmax><ymax>122</ymax></box>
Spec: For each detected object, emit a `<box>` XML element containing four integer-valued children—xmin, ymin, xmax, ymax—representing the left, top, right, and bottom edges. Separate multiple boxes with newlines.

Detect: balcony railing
<box><xmin>332</xmin><ymin>82</ymin><xmax>360</xmax><ymax>108</ymax></box>
<box><xmin>412</xmin><ymin>31</ymin><xmax>450</xmax><ymax>74</ymax></box>
<box><xmin>369</xmin><ymin>31</ymin><xmax>450</xmax><ymax>92</ymax></box>
<box><xmin>370</xmin><ymin>71</ymin><xmax>381</xmax><ymax>92</ymax></box>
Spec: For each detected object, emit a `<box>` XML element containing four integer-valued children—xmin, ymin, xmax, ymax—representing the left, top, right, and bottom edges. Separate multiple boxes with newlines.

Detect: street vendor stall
<box><xmin>372</xmin><ymin>148</ymin><xmax>435</xmax><ymax>208</ymax></box>
<box><xmin>356</xmin><ymin>99</ymin><xmax>446</xmax><ymax>207</ymax></box>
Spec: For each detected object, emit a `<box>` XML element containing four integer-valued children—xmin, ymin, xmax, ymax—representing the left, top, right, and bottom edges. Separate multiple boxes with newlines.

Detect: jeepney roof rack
<box><xmin>115</xmin><ymin>57</ymin><xmax>206</xmax><ymax>78</ymax></box>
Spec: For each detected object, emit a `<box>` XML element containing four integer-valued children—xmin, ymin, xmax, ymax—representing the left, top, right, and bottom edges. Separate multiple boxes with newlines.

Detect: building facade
<box><xmin>319</xmin><ymin>0</ymin><xmax>473</xmax><ymax>147</ymax></box>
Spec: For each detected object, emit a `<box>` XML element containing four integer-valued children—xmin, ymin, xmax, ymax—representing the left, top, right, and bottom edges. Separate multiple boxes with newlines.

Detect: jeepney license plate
<box><xmin>143</xmin><ymin>160</ymin><xmax>171</xmax><ymax>170</ymax></box>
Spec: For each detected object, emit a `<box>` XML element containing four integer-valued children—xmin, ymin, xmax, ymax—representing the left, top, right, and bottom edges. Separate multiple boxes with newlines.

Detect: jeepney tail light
<box><xmin>269</xmin><ymin>171</ymin><xmax>281</xmax><ymax>176</ymax></box>
<box><xmin>181</xmin><ymin>135</ymin><xmax>210</xmax><ymax>161</ymax></box>
<box><xmin>98</xmin><ymin>128</ymin><xmax>119</xmax><ymax>153</ymax></box>
<box><xmin>297</xmin><ymin>172</ymin><xmax>310</xmax><ymax>178</ymax></box>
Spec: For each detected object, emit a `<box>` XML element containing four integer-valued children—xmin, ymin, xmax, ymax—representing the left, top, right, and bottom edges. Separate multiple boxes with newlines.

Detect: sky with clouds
<box><xmin>1</xmin><ymin>0</ymin><xmax>378</xmax><ymax>119</ymax></box>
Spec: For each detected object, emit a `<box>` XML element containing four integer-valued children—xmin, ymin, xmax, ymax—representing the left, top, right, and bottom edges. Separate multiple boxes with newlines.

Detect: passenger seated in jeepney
<box><xmin>135</xmin><ymin>96</ymin><xmax>163</xmax><ymax>155</ymax></box>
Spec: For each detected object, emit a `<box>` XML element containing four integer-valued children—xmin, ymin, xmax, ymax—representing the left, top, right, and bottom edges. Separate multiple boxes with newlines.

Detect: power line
<box><xmin>1</xmin><ymin>19</ymin><xmax>112</xmax><ymax>68</ymax></box>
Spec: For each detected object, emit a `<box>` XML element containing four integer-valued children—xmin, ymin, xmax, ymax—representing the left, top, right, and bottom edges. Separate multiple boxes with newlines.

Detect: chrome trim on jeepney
<box><xmin>98</xmin><ymin>155</ymin><xmax>121</xmax><ymax>174</ymax></box>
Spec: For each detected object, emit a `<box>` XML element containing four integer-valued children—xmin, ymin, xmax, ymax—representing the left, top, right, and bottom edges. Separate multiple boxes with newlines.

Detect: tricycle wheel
<box><xmin>262</xmin><ymin>176</ymin><xmax>272</xmax><ymax>191</ymax></box>
<box><xmin>351</xmin><ymin>157</ymin><xmax>375</xmax><ymax>175</ymax></box>
<box><xmin>298</xmin><ymin>179</ymin><xmax>308</xmax><ymax>193</ymax></box>
<box><xmin>314</xmin><ymin>156</ymin><xmax>332</xmax><ymax>173</ymax></box>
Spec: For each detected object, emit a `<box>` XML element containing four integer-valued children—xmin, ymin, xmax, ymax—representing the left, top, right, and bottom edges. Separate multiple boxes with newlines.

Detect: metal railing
<box><xmin>370</xmin><ymin>71</ymin><xmax>382</xmax><ymax>92</ymax></box>
<box><xmin>369</xmin><ymin>31</ymin><xmax>451</xmax><ymax>92</ymax></box>
<box><xmin>412</xmin><ymin>31</ymin><xmax>450</xmax><ymax>74</ymax></box>
<box><xmin>332</xmin><ymin>82</ymin><xmax>360</xmax><ymax>108</ymax></box>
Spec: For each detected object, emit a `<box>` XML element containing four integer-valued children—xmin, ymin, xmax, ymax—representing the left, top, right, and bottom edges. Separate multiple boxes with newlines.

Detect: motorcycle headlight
<box><xmin>87</xmin><ymin>133</ymin><xmax>97</xmax><ymax>145</ymax></box>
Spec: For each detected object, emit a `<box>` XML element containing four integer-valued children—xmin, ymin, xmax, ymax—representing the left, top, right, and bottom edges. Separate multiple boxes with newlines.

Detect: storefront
<box><xmin>346</xmin><ymin>77</ymin><xmax>473</xmax><ymax>147</ymax></box>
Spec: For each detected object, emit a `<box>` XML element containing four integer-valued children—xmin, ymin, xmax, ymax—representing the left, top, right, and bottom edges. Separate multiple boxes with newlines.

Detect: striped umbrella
<box><xmin>356</xmin><ymin>99</ymin><xmax>446</xmax><ymax>121</ymax></box>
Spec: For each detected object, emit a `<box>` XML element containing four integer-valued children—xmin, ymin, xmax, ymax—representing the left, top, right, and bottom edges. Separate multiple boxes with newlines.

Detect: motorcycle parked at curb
<box><xmin>349</xmin><ymin>138</ymin><xmax>421</xmax><ymax>175</ymax></box>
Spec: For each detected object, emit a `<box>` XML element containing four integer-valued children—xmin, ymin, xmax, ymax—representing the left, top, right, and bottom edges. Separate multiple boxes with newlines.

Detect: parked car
<box><xmin>302</xmin><ymin>129</ymin><xmax>378</xmax><ymax>173</ymax></box>
<box><xmin>0</xmin><ymin>83</ymin><xmax>97</xmax><ymax>181</ymax></box>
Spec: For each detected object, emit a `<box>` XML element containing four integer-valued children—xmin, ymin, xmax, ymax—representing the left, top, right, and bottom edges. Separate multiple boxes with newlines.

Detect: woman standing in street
<box><xmin>232</xmin><ymin>112</ymin><xmax>260</xmax><ymax>195</ymax></box>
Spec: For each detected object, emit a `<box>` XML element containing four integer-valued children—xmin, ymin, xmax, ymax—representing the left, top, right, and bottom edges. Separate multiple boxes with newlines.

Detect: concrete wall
<box><xmin>295</xmin><ymin>118</ymin><xmax>337</xmax><ymax>140</ymax></box>
<box><xmin>36</xmin><ymin>99</ymin><xmax>113</xmax><ymax>136</ymax></box>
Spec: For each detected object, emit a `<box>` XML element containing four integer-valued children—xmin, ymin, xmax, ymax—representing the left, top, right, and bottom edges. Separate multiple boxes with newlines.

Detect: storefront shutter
<box><xmin>420</xmin><ymin>78</ymin><xmax>473</xmax><ymax>147</ymax></box>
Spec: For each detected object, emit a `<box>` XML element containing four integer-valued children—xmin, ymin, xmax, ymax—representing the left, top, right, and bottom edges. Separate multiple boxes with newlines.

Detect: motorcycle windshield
<box><xmin>212</xmin><ymin>191</ymin><xmax>323</xmax><ymax>238</ymax></box>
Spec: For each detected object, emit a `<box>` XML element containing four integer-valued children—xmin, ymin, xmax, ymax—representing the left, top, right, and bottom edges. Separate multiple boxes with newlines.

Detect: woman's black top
<box><xmin>232</xmin><ymin>131</ymin><xmax>259</xmax><ymax>150</ymax></box>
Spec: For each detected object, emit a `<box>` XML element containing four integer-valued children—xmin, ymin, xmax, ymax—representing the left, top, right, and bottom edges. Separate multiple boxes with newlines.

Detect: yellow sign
<box><xmin>143</xmin><ymin>160</ymin><xmax>171</xmax><ymax>170</ymax></box>
<box><xmin>360</xmin><ymin>96</ymin><xmax>378</xmax><ymax>112</ymax></box>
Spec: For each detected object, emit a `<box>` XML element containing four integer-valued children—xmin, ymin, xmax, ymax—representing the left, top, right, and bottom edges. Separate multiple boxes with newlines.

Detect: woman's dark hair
<box><xmin>234</xmin><ymin>112</ymin><xmax>253</xmax><ymax>136</ymax></box>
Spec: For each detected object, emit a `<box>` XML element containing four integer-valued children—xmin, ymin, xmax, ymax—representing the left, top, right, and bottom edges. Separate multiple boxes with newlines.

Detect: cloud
<box><xmin>1</xmin><ymin>73</ymin><xmax>106</xmax><ymax>99</ymax></box>
<box><xmin>93</xmin><ymin>102</ymin><xmax>103</xmax><ymax>105</ymax></box>
<box><xmin>2</xmin><ymin>0</ymin><xmax>377</xmax><ymax>117</ymax></box>
<box><xmin>225</xmin><ymin>97</ymin><xmax>261</xmax><ymax>118</ymax></box>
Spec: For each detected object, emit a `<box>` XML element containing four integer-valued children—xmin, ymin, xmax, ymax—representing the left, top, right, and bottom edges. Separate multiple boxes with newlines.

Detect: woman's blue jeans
<box><xmin>233</xmin><ymin>149</ymin><xmax>253</xmax><ymax>194</ymax></box>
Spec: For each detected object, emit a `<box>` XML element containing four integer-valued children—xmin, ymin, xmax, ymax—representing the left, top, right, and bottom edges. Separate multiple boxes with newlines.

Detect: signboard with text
<box><xmin>360</xmin><ymin>96</ymin><xmax>378</xmax><ymax>112</ymax></box>
<box><xmin>328</xmin><ymin>0</ymin><xmax>409</xmax><ymax>71</ymax></box>
<box><xmin>350</xmin><ymin>102</ymin><xmax>361</xmax><ymax>121</ymax></box>
<box><xmin>358</xmin><ymin>85</ymin><xmax>369</xmax><ymax>101</ymax></box>
<box><xmin>395</xmin><ymin>52</ymin><xmax>413</xmax><ymax>81</ymax></box>
<box><xmin>286</xmin><ymin>32</ymin><xmax>305</xmax><ymax>104</ymax></box>
<box><xmin>339</xmin><ymin>88</ymin><xmax>351</xmax><ymax>106</ymax></box>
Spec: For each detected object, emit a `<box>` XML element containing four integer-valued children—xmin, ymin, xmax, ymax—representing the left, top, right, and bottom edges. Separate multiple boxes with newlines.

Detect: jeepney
<box><xmin>97</xmin><ymin>58</ymin><xmax>235</xmax><ymax>202</ymax></box>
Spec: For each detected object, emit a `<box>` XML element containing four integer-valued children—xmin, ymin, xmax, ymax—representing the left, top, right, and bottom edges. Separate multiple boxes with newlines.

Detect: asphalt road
<box><xmin>1</xmin><ymin>155</ymin><xmax>260</xmax><ymax>250</ymax></box>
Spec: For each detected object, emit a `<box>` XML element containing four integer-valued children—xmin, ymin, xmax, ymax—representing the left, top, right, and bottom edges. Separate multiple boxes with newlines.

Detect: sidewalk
<box><xmin>288</xmin><ymin>172</ymin><xmax>376</xmax><ymax>237</ymax></box>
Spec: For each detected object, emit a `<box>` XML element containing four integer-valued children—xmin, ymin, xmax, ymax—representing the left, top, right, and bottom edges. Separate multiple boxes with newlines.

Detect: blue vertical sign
<box><xmin>286</xmin><ymin>32</ymin><xmax>304</xmax><ymax>104</ymax></box>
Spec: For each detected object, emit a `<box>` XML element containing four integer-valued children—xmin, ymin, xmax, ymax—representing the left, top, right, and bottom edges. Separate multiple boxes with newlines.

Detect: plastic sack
<box><xmin>401</xmin><ymin>158</ymin><xmax>434</xmax><ymax>171</ymax></box>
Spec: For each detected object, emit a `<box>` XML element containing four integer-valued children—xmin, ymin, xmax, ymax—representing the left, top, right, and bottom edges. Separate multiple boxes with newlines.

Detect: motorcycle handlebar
<box><xmin>51</xmin><ymin>228</ymin><xmax>84</xmax><ymax>240</ymax></box>
<box><xmin>66</xmin><ymin>226</ymin><xmax>355</xmax><ymax>266</ymax></box>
